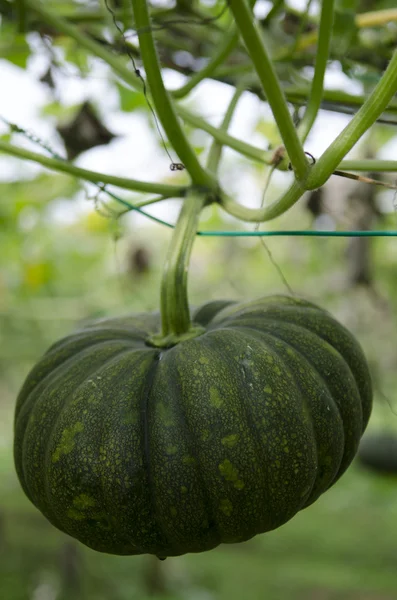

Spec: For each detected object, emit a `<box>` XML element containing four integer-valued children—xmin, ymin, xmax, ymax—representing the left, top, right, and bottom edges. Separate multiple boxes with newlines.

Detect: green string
<box><xmin>4</xmin><ymin>119</ymin><xmax>397</xmax><ymax>238</ymax></box>
<box><xmin>111</xmin><ymin>194</ymin><xmax>397</xmax><ymax>237</ymax></box>
<box><xmin>198</xmin><ymin>230</ymin><xmax>397</xmax><ymax>237</ymax></box>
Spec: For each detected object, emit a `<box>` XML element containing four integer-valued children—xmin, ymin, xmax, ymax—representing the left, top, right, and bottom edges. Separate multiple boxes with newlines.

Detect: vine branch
<box><xmin>306</xmin><ymin>49</ymin><xmax>397</xmax><ymax>189</ymax></box>
<box><xmin>0</xmin><ymin>140</ymin><xmax>187</xmax><ymax>197</ymax></box>
<box><xmin>227</xmin><ymin>0</ymin><xmax>308</xmax><ymax>180</ymax></box>
<box><xmin>131</xmin><ymin>0</ymin><xmax>215</xmax><ymax>188</ymax></box>
<box><xmin>298</xmin><ymin>0</ymin><xmax>335</xmax><ymax>142</ymax></box>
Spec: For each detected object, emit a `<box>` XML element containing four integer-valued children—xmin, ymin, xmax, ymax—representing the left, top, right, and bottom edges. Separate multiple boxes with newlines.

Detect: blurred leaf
<box><xmin>333</xmin><ymin>9</ymin><xmax>358</xmax><ymax>57</ymax></box>
<box><xmin>83</xmin><ymin>211</ymin><xmax>112</xmax><ymax>234</ymax></box>
<box><xmin>0</xmin><ymin>174</ymin><xmax>80</xmax><ymax>222</ymax></box>
<box><xmin>62</xmin><ymin>37</ymin><xmax>90</xmax><ymax>74</ymax></box>
<box><xmin>254</xmin><ymin>119</ymin><xmax>281</xmax><ymax>148</ymax></box>
<box><xmin>0</xmin><ymin>133</ymin><xmax>12</xmax><ymax>143</ymax></box>
<box><xmin>370</xmin><ymin>125</ymin><xmax>397</xmax><ymax>150</ymax></box>
<box><xmin>116</xmin><ymin>83</ymin><xmax>148</xmax><ymax>112</ymax></box>
<box><xmin>23</xmin><ymin>262</ymin><xmax>53</xmax><ymax>289</ymax></box>
<box><xmin>336</xmin><ymin>0</ymin><xmax>361</xmax><ymax>9</ymax></box>
<box><xmin>0</xmin><ymin>28</ymin><xmax>30</xmax><ymax>69</ymax></box>
<box><xmin>41</xmin><ymin>101</ymin><xmax>81</xmax><ymax>121</ymax></box>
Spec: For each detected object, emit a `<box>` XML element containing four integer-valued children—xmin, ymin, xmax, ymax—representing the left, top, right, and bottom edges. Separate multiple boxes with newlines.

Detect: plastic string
<box><xmin>108</xmin><ymin>193</ymin><xmax>397</xmax><ymax>237</ymax></box>
<box><xmin>3</xmin><ymin>118</ymin><xmax>397</xmax><ymax>238</ymax></box>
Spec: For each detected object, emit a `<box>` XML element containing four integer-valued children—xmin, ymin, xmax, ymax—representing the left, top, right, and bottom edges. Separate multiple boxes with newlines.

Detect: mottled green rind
<box><xmin>14</xmin><ymin>295</ymin><xmax>372</xmax><ymax>557</ymax></box>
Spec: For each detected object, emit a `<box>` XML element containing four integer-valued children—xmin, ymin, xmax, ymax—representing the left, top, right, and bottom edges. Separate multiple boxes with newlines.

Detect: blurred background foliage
<box><xmin>1</xmin><ymin>0</ymin><xmax>397</xmax><ymax>598</ymax></box>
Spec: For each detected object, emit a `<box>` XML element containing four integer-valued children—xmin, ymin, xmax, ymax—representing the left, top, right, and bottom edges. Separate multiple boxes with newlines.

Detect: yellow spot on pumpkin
<box><xmin>158</xmin><ymin>402</ymin><xmax>174</xmax><ymax>427</ymax></box>
<box><xmin>123</xmin><ymin>412</ymin><xmax>138</xmax><ymax>425</ymax></box>
<box><xmin>67</xmin><ymin>508</ymin><xmax>85</xmax><ymax>521</ymax></box>
<box><xmin>182</xmin><ymin>455</ymin><xmax>196</xmax><ymax>466</ymax></box>
<box><xmin>201</xmin><ymin>429</ymin><xmax>210</xmax><ymax>441</ymax></box>
<box><xmin>219</xmin><ymin>498</ymin><xmax>233</xmax><ymax>516</ymax></box>
<box><xmin>73</xmin><ymin>494</ymin><xmax>96</xmax><ymax>510</ymax></box>
<box><xmin>264</xmin><ymin>385</ymin><xmax>272</xmax><ymax>394</ymax></box>
<box><xmin>52</xmin><ymin>422</ymin><xmax>83</xmax><ymax>463</ymax></box>
<box><xmin>219</xmin><ymin>459</ymin><xmax>245</xmax><ymax>490</ymax></box>
<box><xmin>181</xmin><ymin>486</ymin><xmax>188</xmax><ymax>494</ymax></box>
<box><xmin>199</xmin><ymin>356</ymin><xmax>209</xmax><ymax>365</ymax></box>
<box><xmin>166</xmin><ymin>445</ymin><xmax>178</xmax><ymax>456</ymax></box>
<box><xmin>221</xmin><ymin>434</ymin><xmax>239</xmax><ymax>448</ymax></box>
<box><xmin>210</xmin><ymin>387</ymin><xmax>223</xmax><ymax>408</ymax></box>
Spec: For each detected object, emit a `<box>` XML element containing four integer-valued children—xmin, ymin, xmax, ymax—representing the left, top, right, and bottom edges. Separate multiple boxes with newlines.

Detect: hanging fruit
<box><xmin>14</xmin><ymin>193</ymin><xmax>372</xmax><ymax>557</ymax></box>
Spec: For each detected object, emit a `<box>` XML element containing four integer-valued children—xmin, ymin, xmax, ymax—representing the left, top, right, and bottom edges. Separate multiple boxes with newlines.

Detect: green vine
<box><xmin>0</xmin><ymin>140</ymin><xmax>186</xmax><ymax>197</ymax></box>
<box><xmin>227</xmin><ymin>0</ymin><xmax>309</xmax><ymax>180</ymax></box>
<box><xmin>298</xmin><ymin>0</ymin><xmax>335</xmax><ymax>142</ymax></box>
<box><xmin>131</xmin><ymin>0</ymin><xmax>216</xmax><ymax>188</ymax></box>
<box><xmin>306</xmin><ymin>49</ymin><xmax>397</xmax><ymax>189</ymax></box>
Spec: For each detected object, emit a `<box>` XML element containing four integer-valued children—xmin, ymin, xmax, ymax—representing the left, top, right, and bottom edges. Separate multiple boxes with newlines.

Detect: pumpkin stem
<box><xmin>148</xmin><ymin>189</ymin><xmax>209</xmax><ymax>348</ymax></box>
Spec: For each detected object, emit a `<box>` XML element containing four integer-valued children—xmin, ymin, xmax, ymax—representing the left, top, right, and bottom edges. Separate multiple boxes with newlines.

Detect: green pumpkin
<box><xmin>357</xmin><ymin>432</ymin><xmax>397</xmax><ymax>476</ymax></box>
<box><xmin>14</xmin><ymin>295</ymin><xmax>372</xmax><ymax>557</ymax></box>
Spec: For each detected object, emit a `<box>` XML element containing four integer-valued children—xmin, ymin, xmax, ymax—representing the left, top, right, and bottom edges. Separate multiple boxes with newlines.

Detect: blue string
<box><xmin>6</xmin><ymin>121</ymin><xmax>397</xmax><ymax>238</ymax></box>
<box><xmin>110</xmin><ymin>194</ymin><xmax>397</xmax><ymax>237</ymax></box>
<box><xmin>108</xmin><ymin>190</ymin><xmax>397</xmax><ymax>237</ymax></box>
<box><xmin>197</xmin><ymin>230</ymin><xmax>397</xmax><ymax>237</ymax></box>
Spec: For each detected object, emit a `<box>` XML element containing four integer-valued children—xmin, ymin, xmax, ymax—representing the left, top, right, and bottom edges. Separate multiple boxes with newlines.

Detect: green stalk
<box><xmin>219</xmin><ymin>179</ymin><xmax>305</xmax><ymax>223</ymax></box>
<box><xmin>298</xmin><ymin>0</ymin><xmax>335</xmax><ymax>141</ymax></box>
<box><xmin>227</xmin><ymin>0</ymin><xmax>308</xmax><ymax>180</ymax></box>
<box><xmin>285</xmin><ymin>87</ymin><xmax>397</xmax><ymax>116</ymax></box>
<box><xmin>131</xmin><ymin>0</ymin><xmax>215</xmax><ymax>188</ymax></box>
<box><xmin>178</xmin><ymin>106</ymin><xmax>278</xmax><ymax>166</ymax></box>
<box><xmin>148</xmin><ymin>191</ymin><xmax>207</xmax><ymax>348</ymax></box>
<box><xmin>306</xmin><ymin>49</ymin><xmax>397</xmax><ymax>189</ymax></box>
<box><xmin>172</xmin><ymin>29</ymin><xmax>239</xmax><ymax>99</ymax></box>
<box><xmin>206</xmin><ymin>84</ymin><xmax>245</xmax><ymax>174</ymax></box>
<box><xmin>340</xmin><ymin>160</ymin><xmax>397</xmax><ymax>172</ymax></box>
<box><xmin>122</xmin><ymin>0</ymin><xmax>132</xmax><ymax>29</ymax></box>
<box><xmin>0</xmin><ymin>141</ymin><xmax>186</xmax><ymax>196</ymax></box>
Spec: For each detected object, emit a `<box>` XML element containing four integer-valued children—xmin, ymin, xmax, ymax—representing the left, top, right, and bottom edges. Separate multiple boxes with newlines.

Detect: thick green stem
<box><xmin>306</xmin><ymin>50</ymin><xmax>397</xmax><ymax>189</ymax></box>
<box><xmin>149</xmin><ymin>192</ymin><xmax>207</xmax><ymax>348</ymax></box>
<box><xmin>131</xmin><ymin>0</ymin><xmax>215</xmax><ymax>188</ymax></box>
<box><xmin>228</xmin><ymin>0</ymin><xmax>308</xmax><ymax>180</ymax></box>
<box><xmin>298</xmin><ymin>0</ymin><xmax>335</xmax><ymax>142</ymax></box>
<box><xmin>219</xmin><ymin>179</ymin><xmax>305</xmax><ymax>223</ymax></box>
<box><xmin>340</xmin><ymin>160</ymin><xmax>397</xmax><ymax>172</ymax></box>
<box><xmin>285</xmin><ymin>87</ymin><xmax>397</xmax><ymax>116</ymax></box>
<box><xmin>0</xmin><ymin>141</ymin><xmax>186</xmax><ymax>196</ymax></box>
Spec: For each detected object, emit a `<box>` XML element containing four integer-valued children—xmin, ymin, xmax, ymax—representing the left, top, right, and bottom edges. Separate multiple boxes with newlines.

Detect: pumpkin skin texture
<box><xmin>14</xmin><ymin>295</ymin><xmax>372</xmax><ymax>557</ymax></box>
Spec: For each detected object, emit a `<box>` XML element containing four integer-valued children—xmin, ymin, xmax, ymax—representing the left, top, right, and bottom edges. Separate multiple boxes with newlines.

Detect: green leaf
<box><xmin>40</xmin><ymin>102</ymin><xmax>81</xmax><ymax>121</ymax></box>
<box><xmin>335</xmin><ymin>0</ymin><xmax>360</xmax><ymax>9</ymax></box>
<box><xmin>0</xmin><ymin>28</ymin><xmax>30</xmax><ymax>69</ymax></box>
<box><xmin>254</xmin><ymin>119</ymin><xmax>281</xmax><ymax>148</ymax></box>
<box><xmin>116</xmin><ymin>83</ymin><xmax>148</xmax><ymax>112</ymax></box>
<box><xmin>333</xmin><ymin>8</ymin><xmax>358</xmax><ymax>57</ymax></box>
